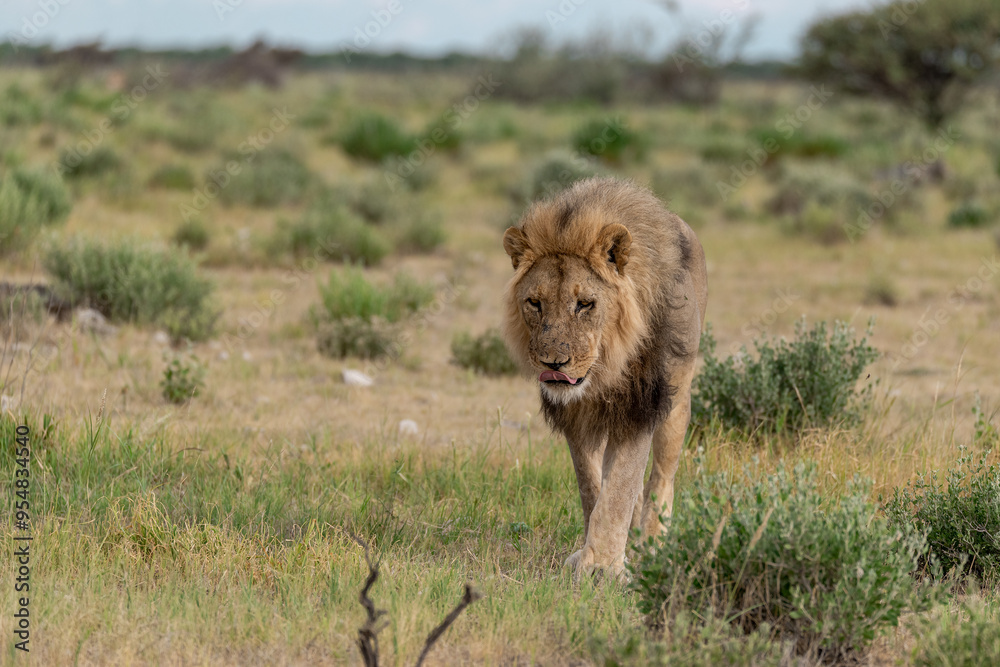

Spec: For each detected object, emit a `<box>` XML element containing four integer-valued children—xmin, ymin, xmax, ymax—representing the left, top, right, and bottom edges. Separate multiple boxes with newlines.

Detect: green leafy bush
<box><xmin>171</xmin><ymin>218</ymin><xmax>211</xmax><ymax>252</ymax></box>
<box><xmin>58</xmin><ymin>146</ymin><xmax>123</xmax><ymax>179</ymax></box>
<box><xmin>630</xmin><ymin>461</ymin><xmax>931</xmax><ymax>661</ymax></box>
<box><xmin>451</xmin><ymin>329</ymin><xmax>518</xmax><ymax>376</ymax></box>
<box><xmin>148</xmin><ymin>164</ymin><xmax>196</xmax><ymax>190</ymax></box>
<box><xmin>947</xmin><ymin>202</ymin><xmax>991</xmax><ymax>229</ymax></box>
<box><xmin>513</xmin><ymin>150</ymin><xmax>601</xmax><ymax>207</ymax></box>
<box><xmin>884</xmin><ymin>446</ymin><xmax>1000</xmax><ymax>583</ymax></box>
<box><xmin>273</xmin><ymin>205</ymin><xmax>390</xmax><ymax>266</ymax></box>
<box><xmin>337</xmin><ymin>112</ymin><xmax>416</xmax><ymax>162</ymax></box>
<box><xmin>43</xmin><ymin>238</ymin><xmax>217</xmax><ymax>341</ymax></box>
<box><xmin>315</xmin><ymin>269</ymin><xmax>433</xmax><ymax>324</ymax></box>
<box><xmin>692</xmin><ymin>319</ymin><xmax>878</xmax><ymax>436</ymax></box>
<box><xmin>911</xmin><ymin>599</ymin><xmax>1000</xmax><ymax>667</ymax></box>
<box><xmin>571</xmin><ymin>118</ymin><xmax>645</xmax><ymax>164</ymax></box>
<box><xmin>0</xmin><ymin>83</ymin><xmax>42</xmax><ymax>126</ymax></box>
<box><xmin>213</xmin><ymin>149</ymin><xmax>312</xmax><ymax>208</ymax></box>
<box><xmin>750</xmin><ymin>128</ymin><xmax>850</xmax><ymax>161</ymax></box>
<box><xmin>396</xmin><ymin>211</ymin><xmax>446</xmax><ymax>253</ymax></box>
<box><xmin>161</xmin><ymin>355</ymin><xmax>205</xmax><ymax>404</ymax></box>
<box><xmin>313</xmin><ymin>269</ymin><xmax>433</xmax><ymax>360</ymax></box>
<box><xmin>0</xmin><ymin>167</ymin><xmax>72</xmax><ymax>255</ymax></box>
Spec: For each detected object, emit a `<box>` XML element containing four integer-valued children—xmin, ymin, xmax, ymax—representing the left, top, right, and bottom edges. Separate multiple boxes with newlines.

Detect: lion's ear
<box><xmin>503</xmin><ymin>227</ymin><xmax>532</xmax><ymax>270</ymax></box>
<box><xmin>594</xmin><ymin>223</ymin><xmax>631</xmax><ymax>274</ymax></box>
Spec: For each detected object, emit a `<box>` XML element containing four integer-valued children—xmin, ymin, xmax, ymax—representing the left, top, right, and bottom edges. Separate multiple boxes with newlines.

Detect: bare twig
<box><xmin>414</xmin><ymin>584</ymin><xmax>482</xmax><ymax>667</ymax></box>
<box><xmin>349</xmin><ymin>532</ymin><xmax>387</xmax><ymax>667</ymax></box>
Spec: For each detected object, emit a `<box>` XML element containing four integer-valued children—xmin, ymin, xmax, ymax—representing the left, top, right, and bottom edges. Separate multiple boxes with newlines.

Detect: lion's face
<box><xmin>513</xmin><ymin>254</ymin><xmax>610</xmax><ymax>402</ymax></box>
<box><xmin>503</xmin><ymin>222</ymin><xmax>637</xmax><ymax>405</ymax></box>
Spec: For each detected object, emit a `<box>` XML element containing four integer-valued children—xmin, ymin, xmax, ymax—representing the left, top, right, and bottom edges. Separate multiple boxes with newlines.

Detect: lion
<box><xmin>502</xmin><ymin>177</ymin><xmax>708</xmax><ymax>577</ymax></box>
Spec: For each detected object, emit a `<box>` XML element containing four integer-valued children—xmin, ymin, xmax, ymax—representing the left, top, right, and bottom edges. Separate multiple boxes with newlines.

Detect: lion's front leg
<box><xmin>567</xmin><ymin>432</ymin><xmax>651</xmax><ymax>578</ymax></box>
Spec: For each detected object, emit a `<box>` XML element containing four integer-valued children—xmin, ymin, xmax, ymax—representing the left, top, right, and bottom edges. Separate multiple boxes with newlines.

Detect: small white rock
<box><xmin>342</xmin><ymin>369</ymin><xmax>374</xmax><ymax>387</ymax></box>
<box><xmin>218</xmin><ymin>351</ymin><xmax>230</xmax><ymax>361</ymax></box>
<box><xmin>242</xmin><ymin>351</ymin><xmax>252</xmax><ymax>362</ymax></box>
<box><xmin>153</xmin><ymin>331</ymin><xmax>170</xmax><ymax>345</ymax></box>
<box><xmin>398</xmin><ymin>419</ymin><xmax>419</xmax><ymax>436</ymax></box>
<box><xmin>76</xmin><ymin>308</ymin><xmax>118</xmax><ymax>337</ymax></box>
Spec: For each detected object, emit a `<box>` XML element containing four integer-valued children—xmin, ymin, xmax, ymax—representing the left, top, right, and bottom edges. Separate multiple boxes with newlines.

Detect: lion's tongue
<box><xmin>539</xmin><ymin>370</ymin><xmax>578</xmax><ymax>384</ymax></box>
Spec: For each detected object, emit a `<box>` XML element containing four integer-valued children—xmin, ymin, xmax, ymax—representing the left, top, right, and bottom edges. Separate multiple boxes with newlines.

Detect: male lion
<box><xmin>502</xmin><ymin>178</ymin><xmax>708</xmax><ymax>577</ymax></box>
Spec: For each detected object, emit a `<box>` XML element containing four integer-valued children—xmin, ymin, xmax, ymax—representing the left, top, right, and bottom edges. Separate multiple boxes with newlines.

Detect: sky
<box><xmin>2</xmin><ymin>0</ymin><xmax>875</xmax><ymax>62</ymax></box>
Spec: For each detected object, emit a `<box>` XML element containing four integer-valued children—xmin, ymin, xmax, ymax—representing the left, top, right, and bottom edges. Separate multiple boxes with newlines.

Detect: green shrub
<box><xmin>947</xmin><ymin>202</ymin><xmax>991</xmax><ymax>229</ymax></box>
<box><xmin>58</xmin><ymin>146</ymin><xmax>123</xmax><ymax>179</ymax></box>
<box><xmin>313</xmin><ymin>269</ymin><xmax>433</xmax><ymax>360</ymax></box>
<box><xmin>420</xmin><ymin>120</ymin><xmax>462</xmax><ymax>153</ymax></box>
<box><xmin>171</xmin><ymin>218</ymin><xmax>210</xmax><ymax>251</ymax></box>
<box><xmin>160</xmin><ymin>354</ymin><xmax>205</xmax><ymax>404</ymax></box>
<box><xmin>911</xmin><ymin>599</ymin><xmax>1000</xmax><ymax>667</ymax></box>
<box><xmin>0</xmin><ymin>83</ymin><xmax>42</xmax><ymax>126</ymax></box>
<box><xmin>213</xmin><ymin>149</ymin><xmax>312</xmax><ymax>208</ymax></box>
<box><xmin>884</xmin><ymin>446</ymin><xmax>1000</xmax><ymax>583</ymax></box>
<box><xmin>692</xmin><ymin>319</ymin><xmax>878</xmax><ymax>436</ymax></box>
<box><xmin>571</xmin><ymin>118</ymin><xmax>644</xmax><ymax>164</ymax></box>
<box><xmin>273</xmin><ymin>205</ymin><xmax>390</xmax><ymax>266</ymax></box>
<box><xmin>513</xmin><ymin>150</ymin><xmax>601</xmax><ymax>207</ymax></box>
<box><xmin>315</xmin><ymin>269</ymin><xmax>433</xmax><ymax>325</ymax></box>
<box><xmin>699</xmin><ymin>141</ymin><xmax>745</xmax><ymax>163</ymax></box>
<box><xmin>43</xmin><ymin>238</ymin><xmax>217</xmax><ymax>341</ymax></box>
<box><xmin>750</xmin><ymin>128</ymin><xmax>850</xmax><ymax>160</ymax></box>
<box><xmin>396</xmin><ymin>211</ymin><xmax>446</xmax><ymax>253</ymax></box>
<box><xmin>451</xmin><ymin>329</ymin><xmax>518</xmax><ymax>376</ymax></box>
<box><xmin>0</xmin><ymin>167</ymin><xmax>72</xmax><ymax>255</ymax></box>
<box><xmin>337</xmin><ymin>112</ymin><xmax>416</xmax><ymax>162</ymax></box>
<box><xmin>316</xmin><ymin>317</ymin><xmax>398</xmax><ymax>360</ymax></box>
<box><xmin>767</xmin><ymin>165</ymin><xmax>879</xmax><ymax>243</ymax></box>
<box><xmin>630</xmin><ymin>461</ymin><xmax>931</xmax><ymax>661</ymax></box>
<box><xmin>149</xmin><ymin>164</ymin><xmax>196</xmax><ymax>190</ymax></box>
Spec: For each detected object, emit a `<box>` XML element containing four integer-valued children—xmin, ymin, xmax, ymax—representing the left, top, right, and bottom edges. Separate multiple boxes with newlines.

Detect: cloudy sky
<box><xmin>3</xmin><ymin>0</ymin><xmax>873</xmax><ymax>61</ymax></box>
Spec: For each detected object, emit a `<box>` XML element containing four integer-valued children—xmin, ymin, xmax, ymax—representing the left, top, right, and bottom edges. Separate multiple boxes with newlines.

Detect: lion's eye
<box><xmin>527</xmin><ymin>298</ymin><xmax>541</xmax><ymax>311</ymax></box>
<box><xmin>576</xmin><ymin>300</ymin><xmax>594</xmax><ymax>312</ymax></box>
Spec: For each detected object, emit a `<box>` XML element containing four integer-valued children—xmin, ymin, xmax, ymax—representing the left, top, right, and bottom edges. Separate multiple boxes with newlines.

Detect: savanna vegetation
<box><xmin>1</xmin><ymin>0</ymin><xmax>999</xmax><ymax>663</ymax></box>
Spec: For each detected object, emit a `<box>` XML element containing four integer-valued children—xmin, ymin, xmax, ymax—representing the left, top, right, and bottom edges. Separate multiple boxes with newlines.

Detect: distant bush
<box><xmin>58</xmin><ymin>146</ymin><xmax>123</xmax><ymax>179</ymax></box>
<box><xmin>571</xmin><ymin>118</ymin><xmax>645</xmax><ymax>164</ymax></box>
<box><xmin>884</xmin><ymin>446</ymin><xmax>1000</xmax><ymax>583</ymax></box>
<box><xmin>213</xmin><ymin>149</ymin><xmax>312</xmax><ymax>208</ymax></box>
<box><xmin>0</xmin><ymin>83</ymin><xmax>42</xmax><ymax>126</ymax></box>
<box><xmin>692</xmin><ymin>319</ymin><xmax>878</xmax><ymax>436</ymax></box>
<box><xmin>947</xmin><ymin>202</ymin><xmax>991</xmax><ymax>229</ymax></box>
<box><xmin>420</xmin><ymin>120</ymin><xmax>463</xmax><ymax>153</ymax></box>
<box><xmin>0</xmin><ymin>289</ymin><xmax>48</xmax><ymax>340</ymax></box>
<box><xmin>750</xmin><ymin>128</ymin><xmax>850</xmax><ymax>161</ymax></box>
<box><xmin>513</xmin><ymin>150</ymin><xmax>601</xmax><ymax>207</ymax></box>
<box><xmin>338</xmin><ymin>112</ymin><xmax>416</xmax><ymax>162</ymax></box>
<box><xmin>451</xmin><ymin>329</ymin><xmax>518</xmax><ymax>376</ymax></box>
<box><xmin>171</xmin><ymin>218</ymin><xmax>211</xmax><ymax>252</ymax></box>
<box><xmin>43</xmin><ymin>238</ymin><xmax>217</xmax><ymax>341</ymax></box>
<box><xmin>0</xmin><ymin>167</ymin><xmax>72</xmax><ymax>255</ymax></box>
<box><xmin>272</xmin><ymin>205</ymin><xmax>390</xmax><ymax>266</ymax></box>
<box><xmin>910</xmin><ymin>599</ymin><xmax>1000</xmax><ymax>667</ymax></box>
<box><xmin>653</xmin><ymin>163</ymin><xmax>722</xmax><ymax>209</ymax></box>
<box><xmin>313</xmin><ymin>269</ymin><xmax>434</xmax><ymax>359</ymax></box>
<box><xmin>630</xmin><ymin>461</ymin><xmax>931</xmax><ymax>661</ymax></box>
<box><xmin>148</xmin><ymin>164</ymin><xmax>195</xmax><ymax>190</ymax></box>
<box><xmin>863</xmin><ymin>273</ymin><xmax>900</xmax><ymax>307</ymax></box>
<box><xmin>396</xmin><ymin>211</ymin><xmax>446</xmax><ymax>253</ymax></box>
<box><xmin>161</xmin><ymin>354</ymin><xmax>205</xmax><ymax>404</ymax></box>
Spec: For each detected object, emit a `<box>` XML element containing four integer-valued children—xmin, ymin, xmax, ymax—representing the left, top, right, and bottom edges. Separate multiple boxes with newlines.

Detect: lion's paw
<box><xmin>565</xmin><ymin>547</ymin><xmax>629</xmax><ymax>583</ymax></box>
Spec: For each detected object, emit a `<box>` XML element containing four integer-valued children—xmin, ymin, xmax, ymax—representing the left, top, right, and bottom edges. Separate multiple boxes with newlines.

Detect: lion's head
<box><xmin>502</xmin><ymin>199</ymin><xmax>649</xmax><ymax>404</ymax></box>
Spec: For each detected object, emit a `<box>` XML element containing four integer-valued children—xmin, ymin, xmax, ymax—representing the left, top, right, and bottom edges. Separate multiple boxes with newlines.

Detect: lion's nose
<box><xmin>542</xmin><ymin>358</ymin><xmax>569</xmax><ymax>371</ymax></box>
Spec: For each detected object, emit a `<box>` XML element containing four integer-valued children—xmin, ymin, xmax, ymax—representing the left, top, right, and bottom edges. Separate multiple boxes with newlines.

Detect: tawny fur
<box><xmin>502</xmin><ymin>177</ymin><xmax>708</xmax><ymax>578</ymax></box>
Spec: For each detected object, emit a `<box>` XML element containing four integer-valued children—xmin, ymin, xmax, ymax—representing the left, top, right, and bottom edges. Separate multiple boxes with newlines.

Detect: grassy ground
<box><xmin>1</xmin><ymin>65</ymin><xmax>999</xmax><ymax>664</ymax></box>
